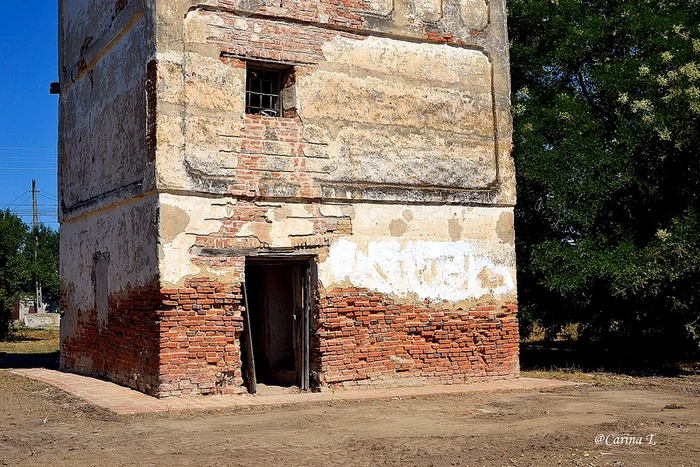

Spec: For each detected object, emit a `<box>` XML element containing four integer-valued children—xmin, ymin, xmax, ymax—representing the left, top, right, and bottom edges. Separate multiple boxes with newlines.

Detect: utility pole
<box><xmin>31</xmin><ymin>179</ymin><xmax>43</xmax><ymax>314</ymax></box>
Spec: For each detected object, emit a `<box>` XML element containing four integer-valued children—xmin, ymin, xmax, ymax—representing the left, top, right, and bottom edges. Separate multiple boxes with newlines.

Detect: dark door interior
<box><xmin>244</xmin><ymin>259</ymin><xmax>310</xmax><ymax>390</ymax></box>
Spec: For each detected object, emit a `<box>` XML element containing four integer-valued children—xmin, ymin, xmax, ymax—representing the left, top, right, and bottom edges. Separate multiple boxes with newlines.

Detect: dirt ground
<box><xmin>1</xmin><ymin>330</ymin><xmax>699</xmax><ymax>466</ymax></box>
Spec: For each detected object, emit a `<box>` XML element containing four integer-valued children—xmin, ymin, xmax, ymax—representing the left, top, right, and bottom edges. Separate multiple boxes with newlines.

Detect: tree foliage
<box><xmin>508</xmin><ymin>0</ymin><xmax>700</xmax><ymax>354</ymax></box>
<box><xmin>0</xmin><ymin>210</ymin><xmax>59</xmax><ymax>338</ymax></box>
<box><xmin>25</xmin><ymin>224</ymin><xmax>60</xmax><ymax>304</ymax></box>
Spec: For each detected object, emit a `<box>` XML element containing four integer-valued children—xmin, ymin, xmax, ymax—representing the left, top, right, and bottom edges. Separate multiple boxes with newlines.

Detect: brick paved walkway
<box><xmin>11</xmin><ymin>368</ymin><xmax>579</xmax><ymax>415</ymax></box>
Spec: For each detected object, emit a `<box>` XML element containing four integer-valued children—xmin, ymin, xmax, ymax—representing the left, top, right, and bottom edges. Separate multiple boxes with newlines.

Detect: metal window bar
<box><xmin>246</xmin><ymin>69</ymin><xmax>281</xmax><ymax>116</ymax></box>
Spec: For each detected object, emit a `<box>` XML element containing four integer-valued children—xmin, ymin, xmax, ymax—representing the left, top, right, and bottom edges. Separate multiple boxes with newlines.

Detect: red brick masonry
<box><xmin>61</xmin><ymin>285</ymin><xmax>162</xmax><ymax>395</ymax></box>
<box><xmin>158</xmin><ymin>278</ymin><xmax>246</xmax><ymax>397</ymax></box>
<box><xmin>63</xmin><ymin>277</ymin><xmax>519</xmax><ymax>397</ymax></box>
<box><xmin>316</xmin><ymin>288</ymin><xmax>519</xmax><ymax>387</ymax></box>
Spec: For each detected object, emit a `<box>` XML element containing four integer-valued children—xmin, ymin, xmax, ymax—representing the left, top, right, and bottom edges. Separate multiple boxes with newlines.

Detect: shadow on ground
<box><xmin>0</xmin><ymin>351</ymin><xmax>60</xmax><ymax>370</ymax></box>
<box><xmin>520</xmin><ymin>340</ymin><xmax>699</xmax><ymax>377</ymax></box>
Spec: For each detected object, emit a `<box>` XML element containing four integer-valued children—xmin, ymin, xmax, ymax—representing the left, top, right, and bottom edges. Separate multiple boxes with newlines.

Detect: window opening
<box><xmin>246</xmin><ymin>67</ymin><xmax>282</xmax><ymax>117</ymax></box>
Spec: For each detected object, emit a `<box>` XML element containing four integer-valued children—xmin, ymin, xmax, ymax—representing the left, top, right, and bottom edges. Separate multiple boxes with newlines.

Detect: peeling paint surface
<box><xmin>317</xmin><ymin>204</ymin><xmax>516</xmax><ymax>301</ymax></box>
<box><xmin>298</xmin><ymin>36</ymin><xmax>497</xmax><ymax>189</ymax></box>
<box><xmin>159</xmin><ymin>195</ymin><xmax>516</xmax><ymax>304</ymax></box>
<box><xmin>321</xmin><ymin>239</ymin><xmax>515</xmax><ymax>301</ymax></box>
<box><xmin>60</xmin><ymin>195</ymin><xmax>160</xmax><ymax>313</ymax></box>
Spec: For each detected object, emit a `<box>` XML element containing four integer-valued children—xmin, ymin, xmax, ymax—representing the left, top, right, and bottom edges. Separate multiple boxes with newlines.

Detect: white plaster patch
<box><xmin>414</xmin><ymin>0</ymin><xmax>443</xmax><ymax>23</ymax></box>
<box><xmin>320</xmin><ymin>239</ymin><xmax>516</xmax><ymax>302</ymax></box>
<box><xmin>159</xmin><ymin>194</ymin><xmax>234</xmax><ymax>284</ymax></box>
<box><xmin>184</xmin><ymin>10</ymin><xmax>225</xmax><ymax>43</ymax></box>
<box><xmin>460</xmin><ymin>0</ymin><xmax>490</xmax><ymax>31</ymax></box>
<box><xmin>364</xmin><ymin>0</ymin><xmax>394</xmax><ymax>16</ymax></box>
<box><xmin>320</xmin><ymin>36</ymin><xmax>491</xmax><ymax>86</ymax></box>
<box><xmin>156</xmin><ymin>51</ymin><xmax>185</xmax><ymax>65</ymax></box>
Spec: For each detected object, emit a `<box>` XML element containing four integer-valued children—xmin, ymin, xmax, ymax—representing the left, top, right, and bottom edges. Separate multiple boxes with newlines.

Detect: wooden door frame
<box><xmin>243</xmin><ymin>255</ymin><xmax>316</xmax><ymax>392</ymax></box>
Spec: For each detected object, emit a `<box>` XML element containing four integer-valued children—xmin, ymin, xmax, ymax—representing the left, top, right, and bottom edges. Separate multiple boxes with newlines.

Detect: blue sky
<box><xmin>0</xmin><ymin>2</ymin><xmax>59</xmax><ymax>229</ymax></box>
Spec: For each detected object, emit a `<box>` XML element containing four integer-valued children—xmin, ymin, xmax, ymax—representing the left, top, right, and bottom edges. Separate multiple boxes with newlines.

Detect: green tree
<box><xmin>24</xmin><ymin>225</ymin><xmax>60</xmax><ymax>304</ymax></box>
<box><xmin>509</xmin><ymin>0</ymin><xmax>700</xmax><ymax>356</ymax></box>
<box><xmin>0</xmin><ymin>211</ymin><xmax>60</xmax><ymax>338</ymax></box>
<box><xmin>0</xmin><ymin>210</ymin><xmax>30</xmax><ymax>337</ymax></box>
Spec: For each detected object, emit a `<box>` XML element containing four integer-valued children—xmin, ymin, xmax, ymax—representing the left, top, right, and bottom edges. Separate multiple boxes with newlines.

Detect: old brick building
<box><xmin>58</xmin><ymin>0</ymin><xmax>518</xmax><ymax>397</ymax></box>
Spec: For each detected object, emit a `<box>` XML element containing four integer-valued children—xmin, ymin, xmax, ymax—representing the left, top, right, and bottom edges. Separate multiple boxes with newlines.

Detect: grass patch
<box><xmin>522</xmin><ymin>368</ymin><xmax>600</xmax><ymax>382</ymax></box>
<box><xmin>0</xmin><ymin>328</ymin><xmax>60</xmax><ymax>355</ymax></box>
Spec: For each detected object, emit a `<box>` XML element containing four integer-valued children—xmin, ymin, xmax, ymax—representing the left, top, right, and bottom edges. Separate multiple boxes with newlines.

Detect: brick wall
<box><xmin>202</xmin><ymin>11</ymin><xmax>466</xmax><ymax>200</ymax></box>
<box><xmin>315</xmin><ymin>287</ymin><xmax>519</xmax><ymax>387</ymax></box>
<box><xmin>209</xmin><ymin>111</ymin><xmax>323</xmax><ymax>200</ymax></box>
<box><xmin>162</xmin><ymin>200</ymin><xmax>519</xmax><ymax>394</ymax></box>
<box><xmin>60</xmin><ymin>284</ymin><xmax>162</xmax><ymax>395</ymax></box>
<box><xmin>191</xmin><ymin>200</ymin><xmax>352</xmax><ymax>254</ymax></box>
<box><xmin>158</xmin><ymin>277</ymin><xmax>246</xmax><ymax>397</ymax></box>
<box><xmin>62</xmin><ymin>268</ymin><xmax>518</xmax><ymax>396</ymax></box>
<box><xmin>61</xmin><ymin>277</ymin><xmax>249</xmax><ymax>397</ymax></box>
<box><xmin>153</xmin><ymin>275</ymin><xmax>519</xmax><ymax>395</ymax></box>
<box><xmin>215</xmin><ymin>0</ymin><xmax>469</xmax><ymax>43</ymax></box>
<box><xmin>210</xmin><ymin>15</ymin><xmax>359</xmax><ymax>201</ymax></box>
<box><xmin>218</xmin><ymin>0</ymin><xmax>367</xmax><ymax>30</ymax></box>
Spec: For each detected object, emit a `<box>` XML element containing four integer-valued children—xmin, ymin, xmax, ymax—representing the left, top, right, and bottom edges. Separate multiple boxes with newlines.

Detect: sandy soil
<box><xmin>1</xmin><ymin>330</ymin><xmax>699</xmax><ymax>466</ymax></box>
<box><xmin>0</xmin><ymin>370</ymin><xmax>698</xmax><ymax>467</ymax></box>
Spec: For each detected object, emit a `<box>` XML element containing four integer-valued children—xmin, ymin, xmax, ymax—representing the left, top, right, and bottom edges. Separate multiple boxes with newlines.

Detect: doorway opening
<box><xmin>242</xmin><ymin>257</ymin><xmax>313</xmax><ymax>393</ymax></box>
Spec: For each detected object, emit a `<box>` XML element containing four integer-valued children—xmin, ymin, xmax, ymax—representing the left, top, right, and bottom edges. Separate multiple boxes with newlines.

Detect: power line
<box><xmin>3</xmin><ymin>194</ymin><xmax>59</xmax><ymax>208</ymax></box>
<box><xmin>3</xmin><ymin>193</ymin><xmax>33</xmax><ymax>209</ymax></box>
<box><xmin>9</xmin><ymin>211</ymin><xmax>57</xmax><ymax>214</ymax></box>
<box><xmin>8</xmin><ymin>211</ymin><xmax>58</xmax><ymax>214</ymax></box>
<box><xmin>6</xmin><ymin>201</ymin><xmax>57</xmax><ymax>207</ymax></box>
<box><xmin>3</xmin><ymin>191</ymin><xmax>30</xmax><ymax>208</ymax></box>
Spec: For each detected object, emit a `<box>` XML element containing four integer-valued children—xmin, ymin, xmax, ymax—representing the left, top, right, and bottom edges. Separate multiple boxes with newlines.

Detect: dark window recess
<box><xmin>246</xmin><ymin>68</ymin><xmax>282</xmax><ymax>116</ymax></box>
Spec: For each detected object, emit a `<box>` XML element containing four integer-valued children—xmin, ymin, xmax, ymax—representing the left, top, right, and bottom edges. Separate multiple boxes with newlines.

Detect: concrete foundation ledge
<box><xmin>10</xmin><ymin>368</ymin><xmax>582</xmax><ymax>415</ymax></box>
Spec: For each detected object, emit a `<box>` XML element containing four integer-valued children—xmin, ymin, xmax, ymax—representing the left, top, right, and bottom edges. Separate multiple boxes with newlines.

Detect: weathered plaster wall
<box><xmin>58</xmin><ymin>0</ymin><xmax>159</xmax><ymax>390</ymax></box>
<box><xmin>60</xmin><ymin>196</ymin><xmax>160</xmax><ymax>322</ymax></box>
<box><xmin>318</xmin><ymin>204</ymin><xmax>516</xmax><ymax>302</ymax></box>
<box><xmin>159</xmin><ymin>195</ymin><xmax>515</xmax><ymax>300</ymax></box>
<box><xmin>152</xmin><ymin>0</ymin><xmax>514</xmax><ymax>205</ymax></box>
<box><xmin>59</xmin><ymin>0</ymin><xmax>156</xmax><ymax>220</ymax></box>
<box><xmin>145</xmin><ymin>0</ymin><xmax>517</xmax><ymax>393</ymax></box>
<box><xmin>156</xmin><ymin>194</ymin><xmax>518</xmax><ymax>392</ymax></box>
<box><xmin>59</xmin><ymin>195</ymin><xmax>161</xmax><ymax>392</ymax></box>
<box><xmin>59</xmin><ymin>0</ymin><xmax>518</xmax><ymax>395</ymax></box>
